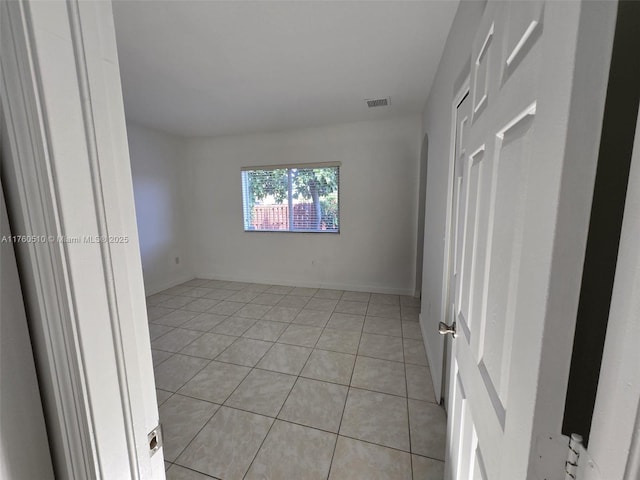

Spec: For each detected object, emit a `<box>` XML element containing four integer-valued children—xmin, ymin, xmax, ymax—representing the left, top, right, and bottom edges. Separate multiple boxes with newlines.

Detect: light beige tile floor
<box><xmin>149</xmin><ymin>279</ymin><xmax>445</xmax><ymax>480</ymax></box>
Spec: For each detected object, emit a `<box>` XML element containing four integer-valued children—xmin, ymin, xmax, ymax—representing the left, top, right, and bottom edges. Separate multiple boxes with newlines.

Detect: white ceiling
<box><xmin>112</xmin><ymin>1</ymin><xmax>459</xmax><ymax>137</ymax></box>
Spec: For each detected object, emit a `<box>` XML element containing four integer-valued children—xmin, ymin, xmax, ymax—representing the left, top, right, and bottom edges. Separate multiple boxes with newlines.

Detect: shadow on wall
<box><xmin>416</xmin><ymin>133</ymin><xmax>429</xmax><ymax>297</ymax></box>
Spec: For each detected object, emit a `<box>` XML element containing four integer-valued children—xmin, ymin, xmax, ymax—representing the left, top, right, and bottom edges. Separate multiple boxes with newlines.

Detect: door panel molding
<box><xmin>444</xmin><ymin>1</ymin><xmax>617</xmax><ymax>478</ymax></box>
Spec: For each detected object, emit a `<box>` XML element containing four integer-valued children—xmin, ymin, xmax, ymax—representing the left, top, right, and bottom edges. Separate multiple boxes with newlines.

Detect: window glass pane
<box><xmin>241</xmin><ymin>165</ymin><xmax>339</xmax><ymax>233</ymax></box>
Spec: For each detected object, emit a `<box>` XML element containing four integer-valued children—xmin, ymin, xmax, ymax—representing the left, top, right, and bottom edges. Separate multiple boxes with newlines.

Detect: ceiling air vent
<box><xmin>365</xmin><ymin>97</ymin><xmax>390</xmax><ymax>108</ymax></box>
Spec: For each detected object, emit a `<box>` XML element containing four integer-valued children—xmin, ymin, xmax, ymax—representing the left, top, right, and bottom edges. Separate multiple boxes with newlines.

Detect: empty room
<box><xmin>119</xmin><ymin>2</ymin><xmax>448</xmax><ymax>478</ymax></box>
<box><xmin>2</xmin><ymin>1</ymin><xmax>640</xmax><ymax>480</ymax></box>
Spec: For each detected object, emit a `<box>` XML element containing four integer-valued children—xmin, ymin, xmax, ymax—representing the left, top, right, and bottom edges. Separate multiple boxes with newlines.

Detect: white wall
<box><xmin>185</xmin><ymin>115</ymin><xmax>422</xmax><ymax>294</ymax></box>
<box><xmin>419</xmin><ymin>0</ymin><xmax>486</xmax><ymax>387</ymax></box>
<box><xmin>128</xmin><ymin>122</ymin><xmax>193</xmax><ymax>294</ymax></box>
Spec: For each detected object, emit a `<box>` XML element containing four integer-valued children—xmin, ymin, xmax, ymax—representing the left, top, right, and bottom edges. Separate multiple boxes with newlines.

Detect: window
<box><xmin>241</xmin><ymin>163</ymin><xmax>340</xmax><ymax>233</ymax></box>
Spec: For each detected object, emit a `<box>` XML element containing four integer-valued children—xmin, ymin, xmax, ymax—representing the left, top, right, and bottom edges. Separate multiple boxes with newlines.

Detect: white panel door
<box><xmin>443</xmin><ymin>1</ymin><xmax>597</xmax><ymax>479</ymax></box>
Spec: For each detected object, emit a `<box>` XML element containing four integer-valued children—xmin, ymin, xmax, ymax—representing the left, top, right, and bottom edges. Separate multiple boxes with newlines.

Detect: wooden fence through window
<box><xmin>252</xmin><ymin>203</ymin><xmax>327</xmax><ymax>230</ymax></box>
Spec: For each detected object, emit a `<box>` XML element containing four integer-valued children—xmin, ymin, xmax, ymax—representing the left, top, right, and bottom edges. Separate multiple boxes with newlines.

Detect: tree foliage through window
<box><xmin>243</xmin><ymin>165</ymin><xmax>339</xmax><ymax>232</ymax></box>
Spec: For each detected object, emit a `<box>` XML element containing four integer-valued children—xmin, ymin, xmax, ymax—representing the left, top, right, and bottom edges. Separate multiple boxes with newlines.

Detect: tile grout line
<box><xmin>153</xmin><ymin>283</ymin><xmax>440</xmax><ymax>478</ymax></box>
<box><xmin>169</xmin><ymin>313</ymin><xmax>282</xmax><ymax>476</ymax></box>
<box><xmin>325</xmin><ymin>304</ymin><xmax>366</xmax><ymax>480</ymax></box>
<box><xmin>170</xmin><ymin>353</ymin><xmax>256</xmax><ymax>472</ymax></box>
<box><xmin>401</xmin><ymin>313</ymin><xmax>415</xmax><ymax>480</ymax></box>
<box><xmin>164</xmin><ymin>388</ymin><xmax>441</xmax><ymax>461</ymax></box>
<box><xmin>241</xmin><ymin>291</ymin><xmax>344</xmax><ymax>480</ymax></box>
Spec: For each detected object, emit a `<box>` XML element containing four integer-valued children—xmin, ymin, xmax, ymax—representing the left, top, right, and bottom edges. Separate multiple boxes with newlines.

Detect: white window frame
<box><xmin>241</xmin><ymin>162</ymin><xmax>341</xmax><ymax>234</ymax></box>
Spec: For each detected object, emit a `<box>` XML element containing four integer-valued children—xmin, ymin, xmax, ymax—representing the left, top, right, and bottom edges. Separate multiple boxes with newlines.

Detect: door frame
<box><xmin>435</xmin><ymin>78</ymin><xmax>470</xmax><ymax>405</ymax></box>
<box><xmin>414</xmin><ymin>133</ymin><xmax>429</xmax><ymax>297</ymax></box>
<box><xmin>1</xmin><ymin>1</ymin><xmax>163</xmax><ymax>478</ymax></box>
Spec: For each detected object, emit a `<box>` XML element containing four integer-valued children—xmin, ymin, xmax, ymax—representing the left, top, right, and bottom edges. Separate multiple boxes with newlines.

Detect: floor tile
<box><xmin>207</xmin><ymin>301</ymin><xmax>245</xmax><ymax>316</ymax></box>
<box><xmin>305</xmin><ymin>297</ymin><xmax>338</xmax><ymax>312</ymax></box>
<box><xmin>210</xmin><ymin>316</ymin><xmax>256</xmax><ymax>336</ymax></box>
<box><xmin>180</xmin><ymin>313</ymin><xmax>228</xmax><ymax>332</ymax></box>
<box><xmin>152</xmin><ymin>349</ymin><xmax>173</xmax><ymax>367</ymax></box>
<box><xmin>401</xmin><ymin>296</ymin><xmax>421</xmax><ymax>308</ymax></box>
<box><xmin>159</xmin><ymin>394</ymin><xmax>219</xmax><ymax>462</ymax></box>
<box><xmin>183</xmin><ymin>287</ymin><xmax>213</xmax><ymax>298</ymax></box>
<box><xmin>178</xmin><ymin>360</ymin><xmax>251</xmax><ymax>404</ymax></box>
<box><xmin>370</xmin><ymin>293</ymin><xmax>400</xmax><ymax>306</ymax></box>
<box><xmin>412</xmin><ymin>455</ymin><xmax>445</xmax><ymax>480</ymax></box>
<box><xmin>236</xmin><ymin>303</ymin><xmax>271</xmax><ymax>319</ymax></box>
<box><xmin>277</xmin><ymin>324</ymin><xmax>323</xmax><ymax>347</ymax></box>
<box><xmin>245</xmin><ymin>420</ymin><xmax>335</xmax><ymax>480</ymax></box>
<box><xmin>301</xmin><ymin>349</ymin><xmax>355</xmax><ymax>385</ymax></box>
<box><xmin>152</xmin><ymin>328</ymin><xmax>202</xmax><ymax>353</ymax></box>
<box><xmin>404</xmin><ymin>338</ymin><xmax>428</xmax><ymax>366</ymax></box>
<box><xmin>334</xmin><ymin>300</ymin><xmax>368</xmax><ymax>315</ymax></box>
<box><xmin>326</xmin><ymin>313</ymin><xmax>365</xmax><ymax>332</ymax></box>
<box><xmin>329</xmin><ymin>436</ymin><xmax>412</xmax><ymax>480</ymax></box>
<box><xmin>147</xmin><ymin>293</ymin><xmax>173</xmax><ymax>306</ymax></box>
<box><xmin>182</xmin><ymin>297</ymin><xmax>219</xmax><ymax>313</ymax></box>
<box><xmin>363</xmin><ymin>316</ymin><xmax>402</xmax><ymax>337</ymax></box>
<box><xmin>277</xmin><ymin>295</ymin><xmax>310</xmax><ymax>308</ymax></box>
<box><xmin>177</xmin><ymin>407</ymin><xmax>273</xmax><ymax>480</ymax></box>
<box><xmin>316</xmin><ymin>328</ymin><xmax>361</xmax><ymax>354</ymax></box>
<box><xmin>156</xmin><ymin>389</ymin><xmax>172</xmax><ymax>406</ymax></box>
<box><xmin>401</xmin><ymin>307</ymin><xmax>420</xmax><ymax>322</ymax></box>
<box><xmin>243</xmin><ymin>283</ymin><xmax>271</xmax><ymax>293</ymax></box>
<box><xmin>242</xmin><ymin>320</ymin><xmax>288</xmax><ymax>341</ymax></box>
<box><xmin>182</xmin><ymin>279</ymin><xmax>210</xmax><ymax>287</ymax></box>
<box><xmin>351</xmin><ymin>356</ymin><xmax>406</xmax><ymax>396</ymax></box>
<box><xmin>153</xmin><ymin>310</ymin><xmax>200</xmax><ymax>328</ymax></box>
<box><xmin>250</xmin><ymin>293</ymin><xmax>284</xmax><ymax>306</ymax></box>
<box><xmin>165</xmin><ymin>461</ymin><xmax>172</xmax><ymax>472</ymax></box>
<box><xmin>180</xmin><ymin>333</ymin><xmax>236</xmax><ymax>359</ymax></box>
<box><xmin>279</xmin><ymin>378</ymin><xmax>348</xmax><ymax>432</ymax></box>
<box><xmin>314</xmin><ymin>289</ymin><xmax>343</xmax><ymax>300</ymax></box>
<box><xmin>367</xmin><ymin>303</ymin><xmax>401</xmax><ymax>320</ymax></box>
<box><xmin>154</xmin><ymin>354</ymin><xmax>209</xmax><ymax>392</ymax></box>
<box><xmin>215</xmin><ymin>338</ymin><xmax>273</xmax><ymax>367</ymax></box>
<box><xmin>290</xmin><ymin>287</ymin><xmax>318</xmax><ymax>297</ymax></box>
<box><xmin>292</xmin><ymin>309</ymin><xmax>331</xmax><ymax>327</ymax></box>
<box><xmin>148</xmin><ymin>282</ymin><xmax>449</xmax><ymax>480</ymax></box>
<box><xmin>166</xmin><ymin>464</ymin><xmax>216</xmax><ymax>479</ymax></box>
<box><xmin>149</xmin><ymin>324</ymin><xmax>174</xmax><ymax>341</ymax></box>
<box><xmin>341</xmin><ymin>291</ymin><xmax>371</xmax><ymax>303</ymax></box>
<box><xmin>158</xmin><ymin>296</ymin><xmax>194</xmax><ymax>309</ymax></box>
<box><xmin>203</xmin><ymin>288</ymin><xmax>235</xmax><ymax>300</ymax></box>
<box><xmin>408</xmin><ymin>399</ymin><xmax>446</xmax><ymax>460</ymax></box>
<box><xmin>262</xmin><ymin>306</ymin><xmax>300</xmax><ymax>323</ymax></box>
<box><xmin>266</xmin><ymin>285</ymin><xmax>294</xmax><ymax>295</ymax></box>
<box><xmin>221</xmin><ymin>281</ymin><xmax>251</xmax><ymax>291</ymax></box>
<box><xmin>225</xmin><ymin>369</ymin><xmax>296</xmax><ymax>417</ymax></box>
<box><xmin>406</xmin><ymin>364</ymin><xmax>437</xmax><ymax>403</ymax></box>
<box><xmin>147</xmin><ymin>306</ymin><xmax>175</xmax><ymax>322</ymax></box>
<box><xmin>257</xmin><ymin>343</ymin><xmax>312</xmax><ymax>375</ymax></box>
<box><xmin>227</xmin><ymin>290</ymin><xmax>260</xmax><ymax>303</ymax></box>
<box><xmin>340</xmin><ymin>388</ymin><xmax>410</xmax><ymax>451</ymax></box>
<box><xmin>358</xmin><ymin>333</ymin><xmax>404</xmax><ymax>362</ymax></box>
<box><xmin>402</xmin><ymin>321</ymin><xmax>423</xmax><ymax>339</ymax></box>
<box><xmin>162</xmin><ymin>285</ymin><xmax>192</xmax><ymax>295</ymax></box>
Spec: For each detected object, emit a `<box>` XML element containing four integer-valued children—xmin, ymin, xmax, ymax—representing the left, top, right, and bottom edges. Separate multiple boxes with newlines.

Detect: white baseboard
<box><xmin>192</xmin><ymin>272</ymin><xmax>416</xmax><ymax>296</ymax></box>
<box><xmin>144</xmin><ymin>273</ymin><xmax>195</xmax><ymax>296</ymax></box>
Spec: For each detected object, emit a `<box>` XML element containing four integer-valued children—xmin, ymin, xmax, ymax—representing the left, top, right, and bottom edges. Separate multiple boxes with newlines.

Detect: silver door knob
<box><xmin>438</xmin><ymin>321</ymin><xmax>457</xmax><ymax>337</ymax></box>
